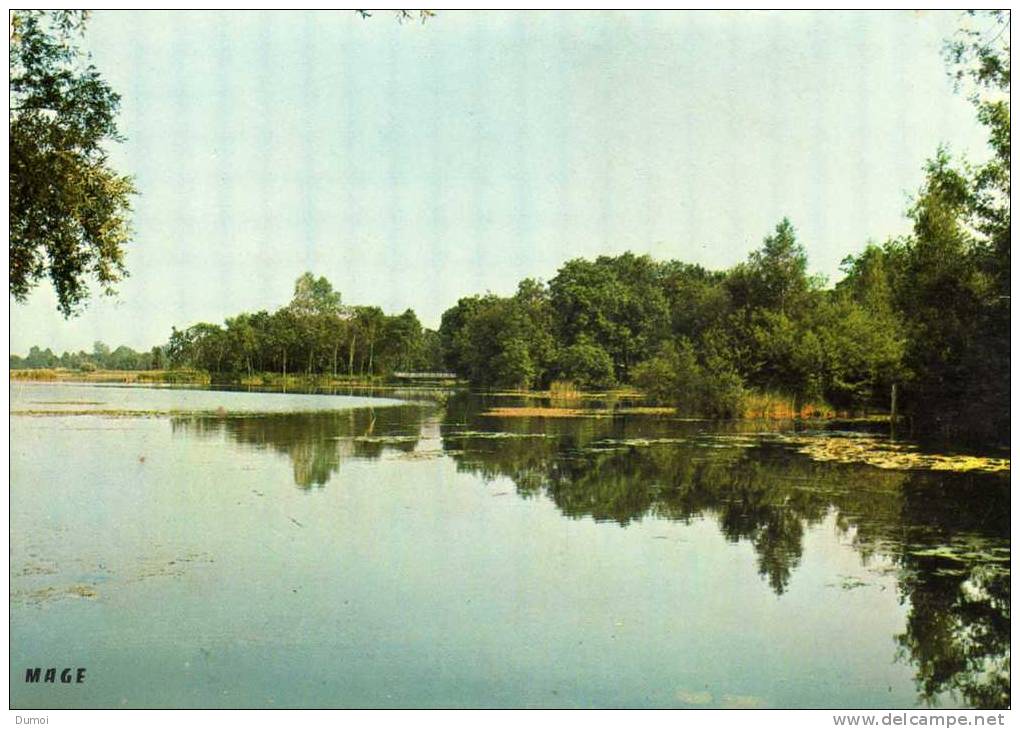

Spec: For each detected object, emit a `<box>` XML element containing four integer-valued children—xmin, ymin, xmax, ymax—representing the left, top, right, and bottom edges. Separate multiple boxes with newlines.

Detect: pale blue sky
<box><xmin>11</xmin><ymin>10</ymin><xmax>991</xmax><ymax>353</ymax></box>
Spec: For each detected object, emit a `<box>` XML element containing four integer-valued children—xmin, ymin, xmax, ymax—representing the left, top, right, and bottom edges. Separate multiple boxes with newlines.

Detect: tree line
<box><xmin>12</xmin><ymin>273</ymin><xmax>445</xmax><ymax>378</ymax></box>
<box><xmin>10</xmin><ymin>341</ymin><xmax>159</xmax><ymax>372</ymax></box>
<box><xmin>438</xmin><ymin>230</ymin><xmax>903</xmax><ymax>412</ymax></box>
<box><xmin>162</xmin><ymin>273</ymin><xmax>444</xmax><ymax>378</ymax></box>
<box><xmin>438</xmin><ymin>12</ymin><xmax>1009</xmax><ymax>443</ymax></box>
<box><xmin>436</xmin><ymin>193</ymin><xmax>1005</xmax><ymax>441</ymax></box>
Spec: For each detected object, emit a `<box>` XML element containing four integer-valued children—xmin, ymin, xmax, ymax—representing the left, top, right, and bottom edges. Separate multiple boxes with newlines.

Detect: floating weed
<box><xmin>908</xmin><ymin>545</ymin><xmax>1011</xmax><ymax>564</ymax></box>
<box><xmin>675</xmin><ymin>689</ymin><xmax>713</xmax><ymax>706</ymax></box>
<box><xmin>482</xmin><ymin>407</ymin><xmax>607</xmax><ymax>419</ymax></box>
<box><xmin>68</xmin><ymin>585</ymin><xmax>98</xmax><ymax>599</ymax></box>
<box><xmin>482</xmin><ymin>406</ymin><xmax>681</xmax><ymax>418</ymax></box>
<box><xmin>586</xmin><ymin>437</ymin><xmax>690</xmax><ymax>450</ymax></box>
<box><xmin>826</xmin><ymin>575</ymin><xmax>871</xmax><ymax>590</ymax></box>
<box><xmin>692</xmin><ymin>435</ymin><xmax>761</xmax><ymax>448</ymax></box>
<box><xmin>775</xmin><ymin>434</ymin><xmax>1009</xmax><ymax>473</ymax></box>
<box><xmin>12</xmin><ymin>584</ymin><xmax>99</xmax><ymax>606</ymax></box>
<box><xmin>719</xmin><ymin>694</ymin><xmax>768</xmax><ymax>709</ymax></box>
<box><xmin>393</xmin><ymin>450</ymin><xmax>447</xmax><ymax>461</ymax></box>
<box><xmin>614</xmin><ymin>407</ymin><xmax>677</xmax><ymax>415</ymax></box>
<box><xmin>445</xmin><ymin>430</ymin><xmax>557</xmax><ymax>439</ymax></box>
<box><xmin>347</xmin><ymin>435</ymin><xmax>420</xmax><ymax>444</ymax></box>
<box><xmin>17</xmin><ymin>562</ymin><xmax>58</xmax><ymax>576</ymax></box>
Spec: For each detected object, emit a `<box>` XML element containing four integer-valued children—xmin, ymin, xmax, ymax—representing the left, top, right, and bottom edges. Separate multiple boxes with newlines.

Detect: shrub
<box><xmin>633</xmin><ymin>339</ymin><xmax>747</xmax><ymax>417</ymax></box>
<box><xmin>555</xmin><ymin>339</ymin><xmax>615</xmax><ymax>389</ymax></box>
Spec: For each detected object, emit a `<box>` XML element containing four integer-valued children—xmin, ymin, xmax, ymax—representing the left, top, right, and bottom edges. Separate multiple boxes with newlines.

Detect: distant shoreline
<box><xmin>8</xmin><ymin>368</ymin><xmax>406</xmax><ymax>388</ymax></box>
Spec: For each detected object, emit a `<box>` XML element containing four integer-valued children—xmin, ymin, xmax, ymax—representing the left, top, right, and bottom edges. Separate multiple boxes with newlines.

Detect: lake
<box><xmin>9</xmin><ymin>382</ymin><xmax>1010</xmax><ymax>709</ymax></box>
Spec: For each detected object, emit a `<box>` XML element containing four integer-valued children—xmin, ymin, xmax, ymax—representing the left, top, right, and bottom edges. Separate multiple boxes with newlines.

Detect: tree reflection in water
<box><xmin>172</xmin><ymin>405</ymin><xmax>423</xmax><ymax>488</ymax></box>
<box><xmin>173</xmin><ymin>393</ymin><xmax>1009</xmax><ymax>708</ymax></box>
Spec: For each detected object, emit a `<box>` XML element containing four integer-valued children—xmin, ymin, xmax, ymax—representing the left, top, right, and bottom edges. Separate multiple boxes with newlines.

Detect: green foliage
<box><xmin>157</xmin><ymin>272</ymin><xmax>431</xmax><ymax>379</ymax></box>
<box><xmin>633</xmin><ymin>339</ymin><xmax>744</xmax><ymax>418</ymax></box>
<box><xmin>729</xmin><ymin>218</ymin><xmax>813</xmax><ymax>315</ymax></box>
<box><xmin>9</xmin><ymin>11</ymin><xmax>136</xmax><ymax>316</ymax></box>
<box><xmin>890</xmin><ymin>149</ymin><xmax>1009</xmax><ymax>440</ymax></box>
<box><xmin>439</xmin><ymin>295</ymin><xmax>545</xmax><ymax>389</ymax></box>
<box><xmin>884</xmin><ymin>9</ymin><xmax>1009</xmax><ymax>443</ymax></box>
<box><xmin>554</xmin><ymin>337</ymin><xmax>616</xmax><ymax>389</ymax></box>
<box><xmin>660</xmin><ymin>262</ymin><xmax>730</xmax><ymax>340</ymax></box>
<box><xmin>11</xmin><ymin>340</ymin><xmax>155</xmax><ymax>371</ymax></box>
<box><xmin>816</xmin><ymin>293</ymin><xmax>906</xmax><ymax>409</ymax></box>
<box><xmin>438</xmin><ymin>280</ymin><xmax>557</xmax><ymax>389</ymax></box>
<box><xmin>549</xmin><ymin>253</ymin><xmax>670</xmax><ymax>381</ymax></box>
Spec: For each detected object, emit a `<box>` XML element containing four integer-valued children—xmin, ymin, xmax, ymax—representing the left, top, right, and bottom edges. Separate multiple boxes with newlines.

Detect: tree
<box><xmin>549</xmin><ymin>254</ymin><xmax>670</xmax><ymax>381</ymax></box>
<box><xmin>729</xmin><ymin>218</ymin><xmax>813</xmax><ymax>316</ymax></box>
<box><xmin>554</xmin><ymin>336</ymin><xmax>615</xmax><ymax>389</ymax></box>
<box><xmin>381</xmin><ymin>309</ymin><xmax>424</xmax><ymax>372</ymax></box>
<box><xmin>440</xmin><ymin>296</ymin><xmax>484</xmax><ymax>376</ymax></box>
<box><xmin>289</xmin><ymin>272</ymin><xmax>341</xmax><ymax>318</ymax></box>
<box><xmin>438</xmin><ymin>294</ymin><xmax>549</xmax><ymax>389</ymax></box>
<box><xmin>10</xmin><ymin>11</ymin><xmax>136</xmax><ymax>316</ymax></box>
<box><xmin>878</xmin><ymin>11</ymin><xmax>1011</xmax><ymax>443</ymax></box>
<box><xmin>894</xmin><ymin>152</ymin><xmax>1004</xmax><ymax>439</ymax></box>
<box><xmin>91</xmin><ymin>340</ymin><xmax>111</xmax><ymax>367</ymax></box>
<box><xmin>224</xmin><ymin>313</ymin><xmax>258</xmax><ymax>377</ymax></box>
<box><xmin>660</xmin><ymin>262</ymin><xmax>730</xmax><ymax>341</ymax></box>
<box><xmin>268</xmin><ymin>308</ymin><xmax>299</xmax><ymax>377</ymax></box>
<box><xmin>353</xmin><ymin>306</ymin><xmax>387</xmax><ymax>375</ymax></box>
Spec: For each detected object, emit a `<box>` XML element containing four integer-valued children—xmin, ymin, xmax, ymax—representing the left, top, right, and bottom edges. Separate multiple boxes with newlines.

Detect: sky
<box><xmin>10</xmin><ymin>10</ymin><xmax>993</xmax><ymax>354</ymax></box>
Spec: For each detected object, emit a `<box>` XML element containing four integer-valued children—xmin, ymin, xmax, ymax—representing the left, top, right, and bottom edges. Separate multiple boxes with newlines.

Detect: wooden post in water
<box><xmin>890</xmin><ymin>383</ymin><xmax>898</xmax><ymax>440</ymax></box>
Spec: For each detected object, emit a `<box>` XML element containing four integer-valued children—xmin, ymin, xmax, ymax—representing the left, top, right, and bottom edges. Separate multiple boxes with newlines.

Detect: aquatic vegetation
<box><xmin>481</xmin><ymin>406</ymin><xmax>680</xmax><ymax>419</ymax></box>
<box><xmin>774</xmin><ymin>434</ymin><xmax>1010</xmax><ymax>473</ymax></box>
<box><xmin>347</xmin><ymin>435</ymin><xmax>420</xmax><ymax>444</ymax></box>
<box><xmin>827</xmin><ymin>575</ymin><xmax>873</xmax><ymax>591</ymax></box>
<box><xmin>393</xmin><ymin>450</ymin><xmax>447</xmax><ymax>461</ymax></box>
<box><xmin>482</xmin><ymin>407</ymin><xmax>607</xmax><ymax>419</ymax></box>
<box><xmin>12</xmin><ymin>584</ymin><xmax>98</xmax><ymax>606</ymax></box>
<box><xmin>674</xmin><ymin>689</ymin><xmax>714</xmax><ymax>706</ymax></box>
<box><xmin>615</xmin><ymin>407</ymin><xmax>678</xmax><ymax>415</ymax></box>
<box><xmin>445</xmin><ymin>430</ymin><xmax>557</xmax><ymax>439</ymax></box>
<box><xmin>719</xmin><ymin>695</ymin><xmax>768</xmax><ymax>709</ymax></box>
<box><xmin>12</xmin><ymin>408</ymin><xmax>172</xmax><ymax>418</ymax></box>
<box><xmin>587</xmin><ymin>437</ymin><xmax>689</xmax><ymax>448</ymax></box>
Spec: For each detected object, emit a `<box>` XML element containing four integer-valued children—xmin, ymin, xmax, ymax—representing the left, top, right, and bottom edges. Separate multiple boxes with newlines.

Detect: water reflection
<box><xmin>172</xmin><ymin>392</ymin><xmax>1008</xmax><ymax>708</ymax></box>
<box><xmin>172</xmin><ymin>405</ymin><xmax>423</xmax><ymax>488</ymax></box>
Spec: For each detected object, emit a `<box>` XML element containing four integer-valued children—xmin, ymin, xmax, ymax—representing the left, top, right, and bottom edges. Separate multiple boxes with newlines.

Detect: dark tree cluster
<box><xmin>438</xmin><ymin>228</ymin><xmax>906</xmax><ymax>418</ymax></box>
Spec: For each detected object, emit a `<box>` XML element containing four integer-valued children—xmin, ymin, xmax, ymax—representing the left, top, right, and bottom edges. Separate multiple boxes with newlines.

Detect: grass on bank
<box><xmin>10</xmin><ymin>368</ymin><xmax>211</xmax><ymax>384</ymax></box>
<box><xmin>9</xmin><ymin>368</ymin><xmax>405</xmax><ymax>388</ymax></box>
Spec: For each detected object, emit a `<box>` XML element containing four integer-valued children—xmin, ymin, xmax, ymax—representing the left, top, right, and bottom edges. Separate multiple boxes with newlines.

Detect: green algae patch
<box><xmin>11</xmin><ymin>408</ymin><xmax>173</xmax><ymax>418</ymax></box>
<box><xmin>68</xmin><ymin>585</ymin><xmax>99</xmax><ymax>599</ymax></box>
<box><xmin>481</xmin><ymin>405</ymin><xmax>678</xmax><ymax>419</ymax></box>
<box><xmin>12</xmin><ymin>584</ymin><xmax>99</xmax><ymax>606</ymax></box>
<box><xmin>445</xmin><ymin>430</ymin><xmax>557</xmax><ymax>439</ymax></box>
<box><xmin>777</xmin><ymin>434</ymin><xmax>1010</xmax><ymax>473</ymax></box>
<box><xmin>482</xmin><ymin>407</ymin><xmax>608</xmax><ymax>419</ymax></box>
<box><xmin>590</xmin><ymin>437</ymin><xmax>689</xmax><ymax>448</ymax></box>
<box><xmin>347</xmin><ymin>435</ymin><xmax>420</xmax><ymax>444</ymax></box>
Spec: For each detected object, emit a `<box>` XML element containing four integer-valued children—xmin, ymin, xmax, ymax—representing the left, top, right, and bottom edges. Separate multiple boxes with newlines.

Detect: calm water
<box><xmin>10</xmin><ymin>383</ymin><xmax>1010</xmax><ymax>709</ymax></box>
